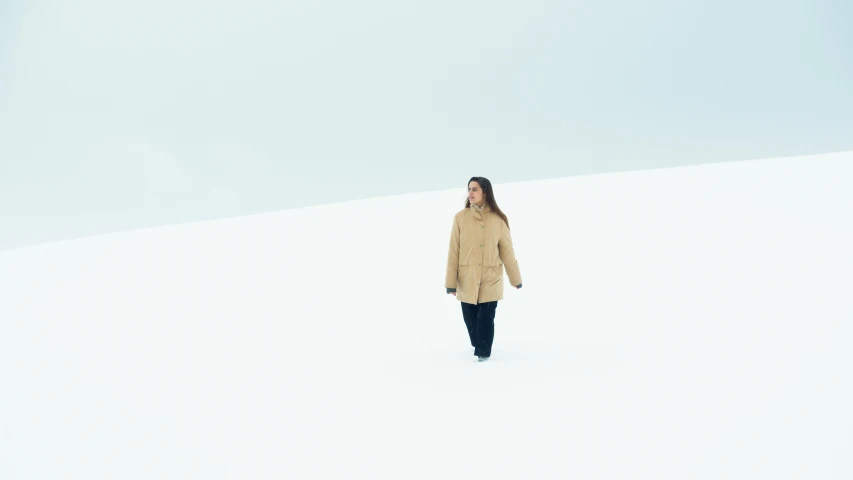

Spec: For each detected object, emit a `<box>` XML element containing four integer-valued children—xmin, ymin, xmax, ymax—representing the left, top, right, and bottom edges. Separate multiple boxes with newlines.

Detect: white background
<box><xmin>1</xmin><ymin>151</ymin><xmax>852</xmax><ymax>478</ymax></box>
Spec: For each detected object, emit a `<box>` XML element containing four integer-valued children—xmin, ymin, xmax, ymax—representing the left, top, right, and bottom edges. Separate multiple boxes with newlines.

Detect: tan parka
<box><xmin>445</xmin><ymin>203</ymin><xmax>522</xmax><ymax>304</ymax></box>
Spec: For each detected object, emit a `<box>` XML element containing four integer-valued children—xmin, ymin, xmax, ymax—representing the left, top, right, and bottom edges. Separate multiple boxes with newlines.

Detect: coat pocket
<box><xmin>481</xmin><ymin>264</ymin><xmax>504</xmax><ymax>284</ymax></box>
<box><xmin>456</xmin><ymin>265</ymin><xmax>474</xmax><ymax>290</ymax></box>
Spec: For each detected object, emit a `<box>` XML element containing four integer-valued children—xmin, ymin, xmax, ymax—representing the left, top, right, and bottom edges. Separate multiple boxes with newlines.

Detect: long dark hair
<box><xmin>465</xmin><ymin>176</ymin><xmax>511</xmax><ymax>230</ymax></box>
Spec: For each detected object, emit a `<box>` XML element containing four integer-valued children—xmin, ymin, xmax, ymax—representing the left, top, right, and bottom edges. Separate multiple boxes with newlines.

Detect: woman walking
<box><xmin>445</xmin><ymin>177</ymin><xmax>522</xmax><ymax>362</ymax></box>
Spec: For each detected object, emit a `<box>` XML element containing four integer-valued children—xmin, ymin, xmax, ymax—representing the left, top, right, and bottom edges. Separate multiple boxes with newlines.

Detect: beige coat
<box><xmin>445</xmin><ymin>204</ymin><xmax>522</xmax><ymax>304</ymax></box>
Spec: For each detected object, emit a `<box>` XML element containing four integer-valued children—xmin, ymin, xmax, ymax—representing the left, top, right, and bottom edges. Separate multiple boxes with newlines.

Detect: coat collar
<box><xmin>470</xmin><ymin>203</ymin><xmax>490</xmax><ymax>214</ymax></box>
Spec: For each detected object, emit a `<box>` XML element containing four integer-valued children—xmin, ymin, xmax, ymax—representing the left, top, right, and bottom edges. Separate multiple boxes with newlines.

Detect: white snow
<box><xmin>2</xmin><ymin>152</ymin><xmax>852</xmax><ymax>479</ymax></box>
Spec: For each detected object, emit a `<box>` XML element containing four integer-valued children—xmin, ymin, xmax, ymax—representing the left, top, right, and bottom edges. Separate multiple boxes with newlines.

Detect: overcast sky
<box><xmin>2</xmin><ymin>0</ymin><xmax>852</xmax><ymax>249</ymax></box>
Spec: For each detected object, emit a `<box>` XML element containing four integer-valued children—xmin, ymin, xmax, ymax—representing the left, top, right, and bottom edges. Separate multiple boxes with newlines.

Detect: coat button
<box><xmin>478</xmin><ymin>263</ymin><xmax>481</xmax><ymax>266</ymax></box>
<box><xmin>481</xmin><ymin>225</ymin><xmax>484</xmax><ymax>229</ymax></box>
<box><xmin>479</xmin><ymin>244</ymin><xmax>482</xmax><ymax>247</ymax></box>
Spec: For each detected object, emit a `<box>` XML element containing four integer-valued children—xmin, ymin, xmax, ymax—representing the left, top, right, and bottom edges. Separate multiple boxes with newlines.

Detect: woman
<box><xmin>445</xmin><ymin>177</ymin><xmax>522</xmax><ymax>362</ymax></box>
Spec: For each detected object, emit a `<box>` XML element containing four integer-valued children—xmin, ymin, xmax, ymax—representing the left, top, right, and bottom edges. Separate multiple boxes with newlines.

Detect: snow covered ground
<box><xmin>2</xmin><ymin>152</ymin><xmax>852</xmax><ymax>479</ymax></box>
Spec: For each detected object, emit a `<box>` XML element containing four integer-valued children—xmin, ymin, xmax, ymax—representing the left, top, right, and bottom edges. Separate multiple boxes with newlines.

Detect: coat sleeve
<box><xmin>498</xmin><ymin>221</ymin><xmax>522</xmax><ymax>287</ymax></box>
<box><xmin>445</xmin><ymin>215</ymin><xmax>461</xmax><ymax>290</ymax></box>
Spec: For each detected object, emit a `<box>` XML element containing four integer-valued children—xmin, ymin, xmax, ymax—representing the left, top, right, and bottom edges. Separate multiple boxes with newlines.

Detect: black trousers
<box><xmin>461</xmin><ymin>300</ymin><xmax>498</xmax><ymax>358</ymax></box>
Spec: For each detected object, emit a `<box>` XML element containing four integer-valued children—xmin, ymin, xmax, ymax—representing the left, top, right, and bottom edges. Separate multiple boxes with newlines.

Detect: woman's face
<box><xmin>468</xmin><ymin>181</ymin><xmax>484</xmax><ymax>206</ymax></box>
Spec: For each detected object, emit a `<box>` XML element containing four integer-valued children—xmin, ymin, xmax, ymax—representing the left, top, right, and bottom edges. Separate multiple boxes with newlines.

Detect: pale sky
<box><xmin>2</xmin><ymin>0</ymin><xmax>852</xmax><ymax>249</ymax></box>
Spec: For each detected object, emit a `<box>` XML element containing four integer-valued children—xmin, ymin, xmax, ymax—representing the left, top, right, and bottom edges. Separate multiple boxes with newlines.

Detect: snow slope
<box><xmin>2</xmin><ymin>152</ymin><xmax>852</xmax><ymax>479</ymax></box>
